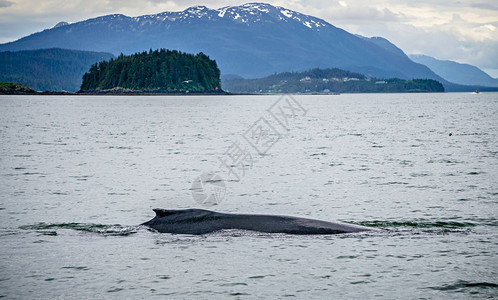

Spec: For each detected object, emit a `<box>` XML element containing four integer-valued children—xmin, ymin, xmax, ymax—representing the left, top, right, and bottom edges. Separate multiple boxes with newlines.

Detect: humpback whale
<box><xmin>142</xmin><ymin>208</ymin><xmax>375</xmax><ymax>235</ymax></box>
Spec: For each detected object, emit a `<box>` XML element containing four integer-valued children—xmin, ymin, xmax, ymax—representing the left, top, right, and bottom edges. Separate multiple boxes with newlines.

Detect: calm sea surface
<box><xmin>0</xmin><ymin>93</ymin><xmax>497</xmax><ymax>298</ymax></box>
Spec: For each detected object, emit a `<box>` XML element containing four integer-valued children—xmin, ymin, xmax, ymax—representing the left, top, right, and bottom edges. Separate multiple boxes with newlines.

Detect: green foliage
<box><xmin>0</xmin><ymin>82</ymin><xmax>36</xmax><ymax>94</ymax></box>
<box><xmin>0</xmin><ymin>48</ymin><xmax>114</xmax><ymax>92</ymax></box>
<box><xmin>222</xmin><ymin>68</ymin><xmax>444</xmax><ymax>93</ymax></box>
<box><xmin>80</xmin><ymin>49</ymin><xmax>221</xmax><ymax>92</ymax></box>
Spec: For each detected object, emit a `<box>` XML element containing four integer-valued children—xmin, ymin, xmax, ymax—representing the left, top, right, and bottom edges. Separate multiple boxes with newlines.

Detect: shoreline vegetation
<box><xmin>222</xmin><ymin>68</ymin><xmax>445</xmax><ymax>93</ymax></box>
<box><xmin>0</xmin><ymin>82</ymin><xmax>38</xmax><ymax>94</ymax></box>
<box><xmin>0</xmin><ymin>48</ymin><xmax>114</xmax><ymax>92</ymax></box>
<box><xmin>0</xmin><ymin>50</ymin><xmax>454</xmax><ymax>95</ymax></box>
<box><xmin>0</xmin><ymin>86</ymin><xmax>228</xmax><ymax>96</ymax></box>
<box><xmin>79</xmin><ymin>49</ymin><xmax>221</xmax><ymax>93</ymax></box>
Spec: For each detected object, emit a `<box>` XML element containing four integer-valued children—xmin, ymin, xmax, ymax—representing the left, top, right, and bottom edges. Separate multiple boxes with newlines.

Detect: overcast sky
<box><xmin>1</xmin><ymin>0</ymin><xmax>497</xmax><ymax>77</ymax></box>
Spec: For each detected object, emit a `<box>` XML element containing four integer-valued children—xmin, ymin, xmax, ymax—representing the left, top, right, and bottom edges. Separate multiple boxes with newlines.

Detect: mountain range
<box><xmin>1</xmin><ymin>2</ymin><xmax>496</xmax><ymax>92</ymax></box>
<box><xmin>0</xmin><ymin>3</ymin><xmax>445</xmax><ymax>83</ymax></box>
<box><xmin>409</xmin><ymin>54</ymin><xmax>498</xmax><ymax>88</ymax></box>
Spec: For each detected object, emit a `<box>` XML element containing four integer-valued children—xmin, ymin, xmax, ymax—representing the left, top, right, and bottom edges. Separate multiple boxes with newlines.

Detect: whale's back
<box><xmin>142</xmin><ymin>209</ymin><xmax>375</xmax><ymax>235</ymax></box>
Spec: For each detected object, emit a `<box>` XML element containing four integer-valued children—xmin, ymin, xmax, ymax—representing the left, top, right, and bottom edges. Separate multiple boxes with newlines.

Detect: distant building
<box><xmin>375</xmin><ymin>80</ymin><xmax>387</xmax><ymax>84</ymax></box>
<box><xmin>300</xmin><ymin>76</ymin><xmax>312</xmax><ymax>83</ymax></box>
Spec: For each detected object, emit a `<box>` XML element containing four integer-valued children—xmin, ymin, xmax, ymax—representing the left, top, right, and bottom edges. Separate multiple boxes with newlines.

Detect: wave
<box><xmin>19</xmin><ymin>223</ymin><xmax>140</xmax><ymax>236</ymax></box>
<box><xmin>348</xmin><ymin>220</ymin><xmax>479</xmax><ymax>229</ymax></box>
<box><xmin>427</xmin><ymin>280</ymin><xmax>498</xmax><ymax>291</ymax></box>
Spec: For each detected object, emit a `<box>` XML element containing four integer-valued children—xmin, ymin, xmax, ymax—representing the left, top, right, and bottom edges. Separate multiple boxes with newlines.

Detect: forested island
<box><xmin>0</xmin><ymin>82</ymin><xmax>36</xmax><ymax>94</ymax></box>
<box><xmin>80</xmin><ymin>49</ymin><xmax>222</xmax><ymax>93</ymax></box>
<box><xmin>0</xmin><ymin>81</ymin><xmax>74</xmax><ymax>95</ymax></box>
<box><xmin>222</xmin><ymin>68</ymin><xmax>445</xmax><ymax>93</ymax></box>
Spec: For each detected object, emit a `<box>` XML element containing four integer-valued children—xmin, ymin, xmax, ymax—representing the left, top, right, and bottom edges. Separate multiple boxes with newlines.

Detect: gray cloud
<box><xmin>0</xmin><ymin>0</ymin><xmax>497</xmax><ymax>76</ymax></box>
<box><xmin>470</xmin><ymin>2</ymin><xmax>498</xmax><ymax>10</ymax></box>
<box><xmin>0</xmin><ymin>0</ymin><xmax>13</xmax><ymax>8</ymax></box>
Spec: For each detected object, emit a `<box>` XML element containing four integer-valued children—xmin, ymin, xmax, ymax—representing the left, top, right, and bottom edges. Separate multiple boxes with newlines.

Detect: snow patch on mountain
<box><xmin>280</xmin><ymin>9</ymin><xmax>293</xmax><ymax>18</ymax></box>
<box><xmin>52</xmin><ymin>21</ymin><xmax>69</xmax><ymax>29</ymax></box>
<box><xmin>117</xmin><ymin>3</ymin><xmax>332</xmax><ymax>31</ymax></box>
<box><xmin>218</xmin><ymin>6</ymin><xmax>228</xmax><ymax>18</ymax></box>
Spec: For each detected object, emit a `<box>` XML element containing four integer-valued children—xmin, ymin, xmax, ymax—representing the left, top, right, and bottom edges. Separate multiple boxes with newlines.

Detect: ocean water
<box><xmin>0</xmin><ymin>93</ymin><xmax>497</xmax><ymax>298</ymax></box>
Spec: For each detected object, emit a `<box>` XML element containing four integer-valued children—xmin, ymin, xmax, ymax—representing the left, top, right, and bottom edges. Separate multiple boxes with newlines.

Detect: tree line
<box><xmin>0</xmin><ymin>48</ymin><xmax>114</xmax><ymax>92</ymax></box>
<box><xmin>80</xmin><ymin>49</ymin><xmax>221</xmax><ymax>92</ymax></box>
<box><xmin>222</xmin><ymin>68</ymin><xmax>444</xmax><ymax>93</ymax></box>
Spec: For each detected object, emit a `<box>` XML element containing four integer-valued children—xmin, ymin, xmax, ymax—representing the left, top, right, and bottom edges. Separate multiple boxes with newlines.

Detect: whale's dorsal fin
<box><xmin>153</xmin><ymin>209</ymin><xmax>179</xmax><ymax>218</ymax></box>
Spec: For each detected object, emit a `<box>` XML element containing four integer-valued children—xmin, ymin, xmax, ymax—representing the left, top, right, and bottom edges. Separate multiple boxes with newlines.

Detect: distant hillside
<box><xmin>410</xmin><ymin>54</ymin><xmax>498</xmax><ymax>87</ymax></box>
<box><xmin>80</xmin><ymin>49</ymin><xmax>221</xmax><ymax>93</ymax></box>
<box><xmin>0</xmin><ymin>48</ymin><xmax>114</xmax><ymax>92</ymax></box>
<box><xmin>222</xmin><ymin>68</ymin><xmax>444</xmax><ymax>93</ymax></box>
<box><xmin>0</xmin><ymin>3</ymin><xmax>444</xmax><ymax>82</ymax></box>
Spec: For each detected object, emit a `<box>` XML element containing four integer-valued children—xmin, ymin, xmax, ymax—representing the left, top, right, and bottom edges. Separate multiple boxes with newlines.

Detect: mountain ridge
<box><xmin>0</xmin><ymin>2</ymin><xmax>446</xmax><ymax>84</ymax></box>
<box><xmin>409</xmin><ymin>54</ymin><xmax>498</xmax><ymax>87</ymax></box>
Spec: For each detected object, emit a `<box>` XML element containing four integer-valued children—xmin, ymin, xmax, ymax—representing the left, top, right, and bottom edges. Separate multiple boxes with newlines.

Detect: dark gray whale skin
<box><xmin>141</xmin><ymin>208</ymin><xmax>375</xmax><ymax>235</ymax></box>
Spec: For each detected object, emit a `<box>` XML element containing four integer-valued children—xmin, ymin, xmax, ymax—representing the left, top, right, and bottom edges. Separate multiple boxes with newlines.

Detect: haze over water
<box><xmin>0</xmin><ymin>93</ymin><xmax>497</xmax><ymax>298</ymax></box>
